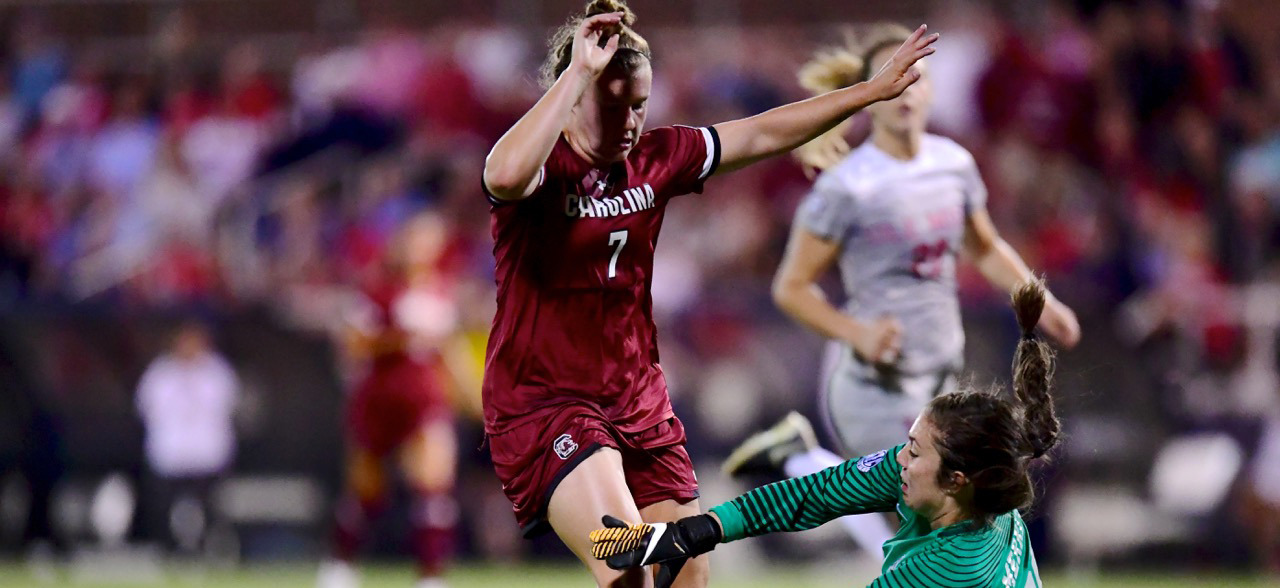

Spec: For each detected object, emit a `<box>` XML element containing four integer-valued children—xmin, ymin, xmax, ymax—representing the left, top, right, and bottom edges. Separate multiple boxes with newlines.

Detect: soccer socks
<box><xmin>332</xmin><ymin>493</ymin><xmax>385</xmax><ymax>562</ymax></box>
<box><xmin>410</xmin><ymin>490</ymin><xmax>458</xmax><ymax>578</ymax></box>
<box><xmin>783</xmin><ymin>447</ymin><xmax>894</xmax><ymax>556</ymax></box>
<box><xmin>332</xmin><ymin>488</ymin><xmax>455</xmax><ymax>579</ymax></box>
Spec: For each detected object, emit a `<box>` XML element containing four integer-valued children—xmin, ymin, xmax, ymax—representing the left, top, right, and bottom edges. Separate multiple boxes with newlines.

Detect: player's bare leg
<box><xmin>349</xmin><ymin>448</ymin><xmax>386</xmax><ymax>502</ymax></box>
<box><xmin>1238</xmin><ymin>483</ymin><xmax>1280</xmax><ymax>575</ymax></box>
<box><xmin>319</xmin><ymin>449</ymin><xmax>387</xmax><ymax>588</ymax></box>
<box><xmin>401</xmin><ymin>418</ymin><xmax>457</xmax><ymax>493</ymax></box>
<box><xmin>401</xmin><ymin>419</ymin><xmax>459</xmax><ymax>586</ymax></box>
<box><xmin>548</xmin><ymin>448</ymin><xmax>651</xmax><ymax>588</ymax></box>
<box><xmin>639</xmin><ymin>498</ymin><xmax>709</xmax><ymax>588</ymax></box>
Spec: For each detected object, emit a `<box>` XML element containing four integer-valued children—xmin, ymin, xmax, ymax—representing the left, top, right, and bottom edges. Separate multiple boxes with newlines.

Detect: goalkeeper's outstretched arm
<box><xmin>590</xmin><ymin>446</ymin><xmax>903</xmax><ymax>585</ymax></box>
<box><xmin>711</xmin><ymin>445</ymin><xmax>902</xmax><ymax>540</ymax></box>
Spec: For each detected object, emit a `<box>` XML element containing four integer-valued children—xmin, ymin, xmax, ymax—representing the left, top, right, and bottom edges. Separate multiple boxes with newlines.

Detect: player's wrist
<box><xmin>563</xmin><ymin>60</ymin><xmax>601</xmax><ymax>87</ymax></box>
<box><xmin>837</xmin><ymin>320</ymin><xmax>869</xmax><ymax>353</ymax></box>
<box><xmin>705</xmin><ymin>511</ymin><xmax>725</xmax><ymax>541</ymax></box>
<box><xmin>857</xmin><ymin>70</ymin><xmax>899</xmax><ymax>103</ymax></box>
<box><xmin>837</xmin><ymin>81</ymin><xmax>883</xmax><ymax>112</ymax></box>
<box><xmin>674</xmin><ymin>514</ymin><xmax>722</xmax><ymax>556</ymax></box>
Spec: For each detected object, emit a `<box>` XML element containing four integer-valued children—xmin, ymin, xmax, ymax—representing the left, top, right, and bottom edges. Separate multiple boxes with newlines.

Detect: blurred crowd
<box><xmin>0</xmin><ymin>1</ymin><xmax>1276</xmax><ymax>321</ymax></box>
<box><xmin>0</xmin><ymin>0</ymin><xmax>1274</xmax><ymax>334</ymax></box>
<box><xmin>1</xmin><ymin>0</ymin><xmax>1279</xmax><ymax>571</ymax></box>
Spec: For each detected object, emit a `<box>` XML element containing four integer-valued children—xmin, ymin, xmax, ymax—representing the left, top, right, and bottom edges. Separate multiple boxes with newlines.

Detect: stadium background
<box><xmin>0</xmin><ymin>0</ymin><xmax>1278</xmax><ymax>585</ymax></box>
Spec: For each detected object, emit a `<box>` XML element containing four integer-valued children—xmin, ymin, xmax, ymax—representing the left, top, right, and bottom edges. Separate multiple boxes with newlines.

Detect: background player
<box><xmin>592</xmin><ymin>279</ymin><xmax>1060</xmax><ymax>588</ymax></box>
<box><xmin>722</xmin><ymin>23</ymin><xmax>1081</xmax><ymax>557</ymax></box>
<box><xmin>318</xmin><ymin>212</ymin><xmax>466</xmax><ymax>588</ymax></box>
<box><xmin>480</xmin><ymin>1</ymin><xmax>938</xmax><ymax>586</ymax></box>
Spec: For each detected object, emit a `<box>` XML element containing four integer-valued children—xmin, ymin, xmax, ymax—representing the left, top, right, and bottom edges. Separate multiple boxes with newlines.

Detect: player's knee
<box><xmin>403</xmin><ymin>423</ymin><xmax>457</xmax><ymax>493</ymax></box>
<box><xmin>406</xmin><ymin>462</ymin><xmax>454</xmax><ymax>494</ymax></box>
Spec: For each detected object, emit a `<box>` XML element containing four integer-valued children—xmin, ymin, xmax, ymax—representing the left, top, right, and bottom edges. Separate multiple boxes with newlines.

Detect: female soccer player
<box><xmin>480</xmin><ymin>1</ymin><xmax>938</xmax><ymax>586</ymax></box>
<box><xmin>721</xmin><ymin>23</ymin><xmax>1080</xmax><ymax>557</ymax></box>
<box><xmin>592</xmin><ymin>279</ymin><xmax>1059</xmax><ymax>588</ymax></box>
<box><xmin>318</xmin><ymin>213</ymin><xmax>463</xmax><ymax>588</ymax></box>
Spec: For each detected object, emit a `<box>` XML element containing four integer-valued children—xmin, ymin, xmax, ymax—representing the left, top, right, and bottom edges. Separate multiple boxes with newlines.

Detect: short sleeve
<box><xmin>484</xmin><ymin>136</ymin><xmax>581</xmax><ymax>206</ymax></box>
<box><xmin>795</xmin><ymin>185</ymin><xmax>858</xmax><ymax>242</ymax></box>
<box><xmin>658</xmin><ymin>125</ymin><xmax>721</xmax><ymax>196</ymax></box>
<box><xmin>482</xmin><ymin>166</ymin><xmax>544</xmax><ymax>207</ymax></box>
<box><xmin>959</xmin><ymin>155</ymin><xmax>988</xmax><ymax>215</ymax></box>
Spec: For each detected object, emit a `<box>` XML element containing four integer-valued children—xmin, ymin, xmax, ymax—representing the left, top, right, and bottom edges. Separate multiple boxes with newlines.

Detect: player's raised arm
<box><xmin>482</xmin><ymin>12</ymin><xmax>624</xmax><ymax>201</ymax></box>
<box><xmin>710</xmin><ymin>24</ymin><xmax>938</xmax><ymax>175</ymax></box>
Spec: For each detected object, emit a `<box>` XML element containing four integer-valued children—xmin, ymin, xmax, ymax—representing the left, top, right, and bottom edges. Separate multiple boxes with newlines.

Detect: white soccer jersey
<box><xmin>795</xmin><ymin>134</ymin><xmax>987</xmax><ymax>374</ymax></box>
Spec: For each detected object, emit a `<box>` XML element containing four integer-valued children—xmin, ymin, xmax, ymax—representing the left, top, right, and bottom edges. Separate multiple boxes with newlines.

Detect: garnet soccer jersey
<box><xmin>482</xmin><ymin>125</ymin><xmax>720</xmax><ymax>435</ymax></box>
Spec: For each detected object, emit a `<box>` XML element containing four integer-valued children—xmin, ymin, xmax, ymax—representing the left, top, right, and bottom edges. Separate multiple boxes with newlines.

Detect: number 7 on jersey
<box><xmin>607</xmin><ymin>230</ymin><xmax>628</xmax><ymax>279</ymax></box>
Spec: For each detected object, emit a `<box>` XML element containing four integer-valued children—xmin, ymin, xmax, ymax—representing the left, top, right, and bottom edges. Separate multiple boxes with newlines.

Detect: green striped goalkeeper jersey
<box><xmin>709</xmin><ymin>445</ymin><xmax>1041</xmax><ymax>588</ymax></box>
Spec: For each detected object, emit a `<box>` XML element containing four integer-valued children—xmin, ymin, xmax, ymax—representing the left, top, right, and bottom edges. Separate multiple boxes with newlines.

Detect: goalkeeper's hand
<box><xmin>589</xmin><ymin>514</ymin><xmax>721</xmax><ymax>587</ymax></box>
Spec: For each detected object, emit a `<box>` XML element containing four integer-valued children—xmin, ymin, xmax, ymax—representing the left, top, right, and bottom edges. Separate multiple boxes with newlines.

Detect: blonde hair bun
<box><xmin>585</xmin><ymin>0</ymin><xmax>636</xmax><ymax>26</ymax></box>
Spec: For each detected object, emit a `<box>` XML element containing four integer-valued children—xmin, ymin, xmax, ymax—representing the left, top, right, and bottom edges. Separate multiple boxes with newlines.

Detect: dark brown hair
<box><xmin>539</xmin><ymin>0</ymin><xmax>652</xmax><ymax>89</ymax></box>
<box><xmin>795</xmin><ymin>23</ymin><xmax>912</xmax><ymax>172</ymax></box>
<box><xmin>926</xmin><ymin>278</ymin><xmax>1061</xmax><ymax>525</ymax></box>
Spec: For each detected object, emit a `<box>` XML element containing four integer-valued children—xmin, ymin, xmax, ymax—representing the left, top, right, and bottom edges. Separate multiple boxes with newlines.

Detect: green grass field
<box><xmin>0</xmin><ymin>562</ymin><xmax>1274</xmax><ymax>588</ymax></box>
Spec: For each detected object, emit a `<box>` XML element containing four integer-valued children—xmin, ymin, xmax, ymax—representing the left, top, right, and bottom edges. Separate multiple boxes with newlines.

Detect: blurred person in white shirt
<box><xmin>136</xmin><ymin>321</ymin><xmax>239</xmax><ymax>554</ymax></box>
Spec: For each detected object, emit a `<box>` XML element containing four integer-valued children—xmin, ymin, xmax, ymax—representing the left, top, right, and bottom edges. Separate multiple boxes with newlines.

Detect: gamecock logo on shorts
<box><xmin>553</xmin><ymin>434</ymin><xmax>578</xmax><ymax>460</ymax></box>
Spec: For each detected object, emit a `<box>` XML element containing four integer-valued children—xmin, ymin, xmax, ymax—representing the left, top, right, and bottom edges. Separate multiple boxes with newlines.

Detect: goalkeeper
<box><xmin>591</xmin><ymin>279</ymin><xmax>1058</xmax><ymax>588</ymax></box>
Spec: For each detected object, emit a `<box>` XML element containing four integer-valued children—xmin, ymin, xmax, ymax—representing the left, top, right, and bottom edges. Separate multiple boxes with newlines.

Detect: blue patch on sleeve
<box><xmin>856</xmin><ymin>449</ymin><xmax>888</xmax><ymax>473</ymax></box>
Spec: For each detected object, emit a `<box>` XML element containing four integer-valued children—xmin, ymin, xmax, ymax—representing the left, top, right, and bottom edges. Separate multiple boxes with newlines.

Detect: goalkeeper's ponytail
<box><xmin>926</xmin><ymin>279</ymin><xmax>1060</xmax><ymax>525</ymax></box>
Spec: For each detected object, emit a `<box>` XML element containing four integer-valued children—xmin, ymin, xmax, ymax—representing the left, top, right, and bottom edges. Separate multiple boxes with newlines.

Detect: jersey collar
<box><xmin>560</xmin><ymin>134</ymin><xmax>633</xmax><ymax>198</ymax></box>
